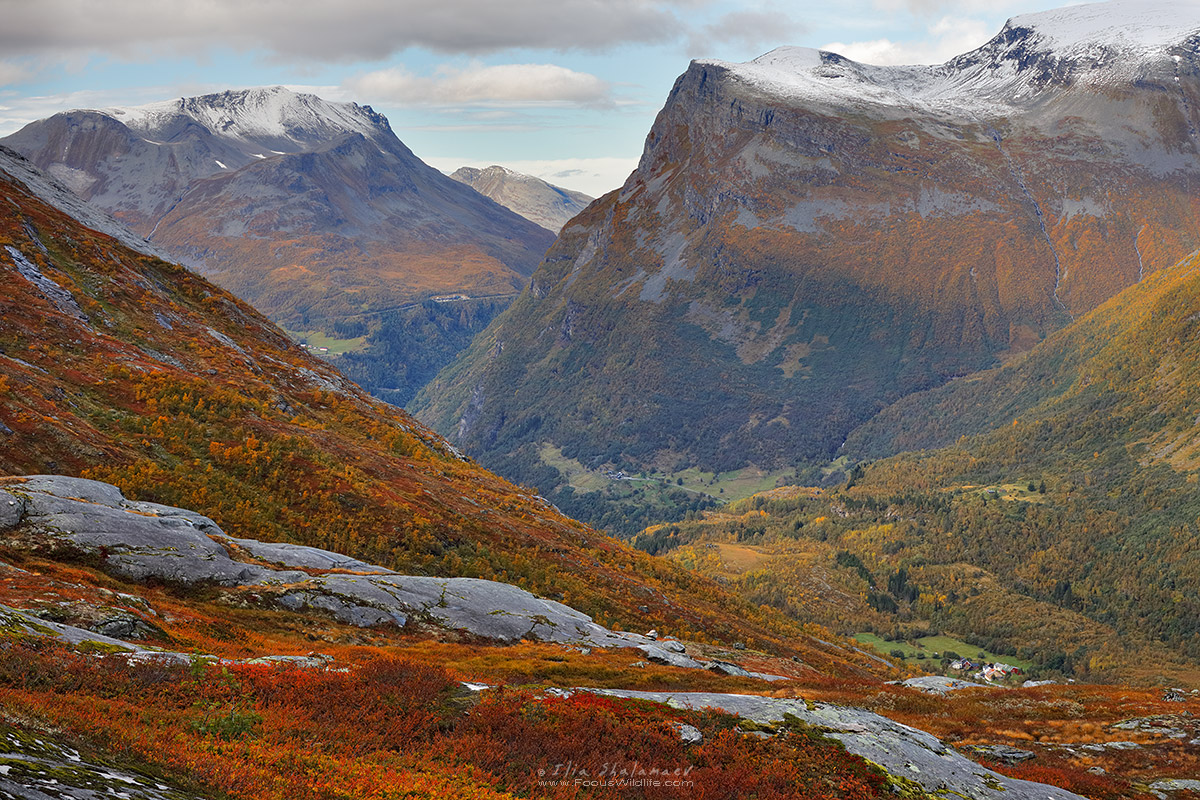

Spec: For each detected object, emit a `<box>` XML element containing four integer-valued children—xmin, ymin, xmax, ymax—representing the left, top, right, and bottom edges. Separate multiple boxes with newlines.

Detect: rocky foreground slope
<box><xmin>0</xmin><ymin>474</ymin><xmax>744</xmax><ymax>667</ymax></box>
<box><xmin>415</xmin><ymin>0</ymin><xmax>1200</xmax><ymax>515</ymax></box>
<box><xmin>0</xmin><ymin>474</ymin><xmax>1098</xmax><ymax>800</ymax></box>
<box><xmin>7</xmin><ymin>473</ymin><xmax>1199</xmax><ymax>798</ymax></box>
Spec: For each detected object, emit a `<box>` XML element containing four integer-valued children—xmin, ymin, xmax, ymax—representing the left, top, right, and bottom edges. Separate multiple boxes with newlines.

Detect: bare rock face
<box><xmin>594</xmin><ymin>689</ymin><xmax>1085</xmax><ymax>800</ymax></box>
<box><xmin>0</xmin><ymin>476</ymin><xmax>650</xmax><ymax>647</ymax></box>
<box><xmin>0</xmin><ymin>475</ymin><xmax>802</xmax><ymax>686</ymax></box>
<box><xmin>964</xmin><ymin>744</ymin><xmax>1038</xmax><ymax>764</ymax></box>
<box><xmin>450</xmin><ymin>165</ymin><xmax>593</xmax><ymax>233</ymax></box>
<box><xmin>415</xmin><ymin>1</ymin><xmax>1200</xmax><ymax>485</ymax></box>
<box><xmin>900</xmin><ymin>675</ymin><xmax>990</xmax><ymax>694</ymax></box>
<box><xmin>0</xmin><ymin>722</ymin><xmax>209</xmax><ymax>800</ymax></box>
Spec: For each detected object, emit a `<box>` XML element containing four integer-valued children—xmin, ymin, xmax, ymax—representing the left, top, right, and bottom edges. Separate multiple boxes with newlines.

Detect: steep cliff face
<box><xmin>415</xmin><ymin>1</ymin><xmax>1200</xmax><ymax>492</ymax></box>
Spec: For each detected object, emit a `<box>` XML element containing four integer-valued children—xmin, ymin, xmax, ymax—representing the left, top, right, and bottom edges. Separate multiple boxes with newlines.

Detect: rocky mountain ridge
<box><xmin>715</xmin><ymin>0</ymin><xmax>1200</xmax><ymax>118</ymax></box>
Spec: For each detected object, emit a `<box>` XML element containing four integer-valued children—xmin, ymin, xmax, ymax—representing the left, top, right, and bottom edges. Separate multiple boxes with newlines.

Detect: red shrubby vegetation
<box><xmin>0</xmin><ymin>640</ymin><xmax>892</xmax><ymax>800</ymax></box>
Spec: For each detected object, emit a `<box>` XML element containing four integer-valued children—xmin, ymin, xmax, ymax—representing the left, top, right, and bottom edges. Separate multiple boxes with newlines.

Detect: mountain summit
<box><xmin>451</xmin><ymin>165</ymin><xmax>593</xmax><ymax>232</ymax></box>
<box><xmin>7</xmin><ymin>87</ymin><xmax>396</xmax><ymax>232</ymax></box>
<box><xmin>2</xmin><ymin>86</ymin><xmax>553</xmax><ymax>331</ymax></box>
<box><xmin>108</xmin><ymin>86</ymin><xmax>393</xmax><ymax>153</ymax></box>
<box><xmin>718</xmin><ymin>0</ymin><xmax>1200</xmax><ymax>116</ymax></box>
<box><xmin>414</xmin><ymin>0</ymin><xmax>1200</xmax><ymax>529</ymax></box>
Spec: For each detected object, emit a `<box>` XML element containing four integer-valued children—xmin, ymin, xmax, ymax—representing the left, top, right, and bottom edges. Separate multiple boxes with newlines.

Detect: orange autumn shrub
<box><xmin>0</xmin><ymin>639</ymin><xmax>892</xmax><ymax>800</ymax></box>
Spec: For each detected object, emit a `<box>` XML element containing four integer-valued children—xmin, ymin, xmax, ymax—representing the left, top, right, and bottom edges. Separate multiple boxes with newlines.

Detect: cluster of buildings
<box><xmin>949</xmin><ymin>658</ymin><xmax>1023</xmax><ymax>682</ymax></box>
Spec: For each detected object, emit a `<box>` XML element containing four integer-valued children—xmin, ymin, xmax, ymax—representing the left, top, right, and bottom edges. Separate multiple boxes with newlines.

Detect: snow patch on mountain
<box><xmin>704</xmin><ymin>0</ymin><xmax>1200</xmax><ymax>117</ymax></box>
<box><xmin>102</xmin><ymin>86</ymin><xmax>392</xmax><ymax>154</ymax></box>
<box><xmin>1007</xmin><ymin>0</ymin><xmax>1199</xmax><ymax>53</ymax></box>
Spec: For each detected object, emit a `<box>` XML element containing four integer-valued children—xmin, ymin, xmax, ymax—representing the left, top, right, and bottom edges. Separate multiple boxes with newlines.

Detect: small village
<box><xmin>949</xmin><ymin>658</ymin><xmax>1021</xmax><ymax>681</ymax></box>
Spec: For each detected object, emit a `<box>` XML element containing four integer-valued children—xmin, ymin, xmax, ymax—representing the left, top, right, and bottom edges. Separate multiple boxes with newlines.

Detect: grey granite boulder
<box><xmin>707</xmin><ymin>659</ymin><xmax>752</xmax><ymax>678</ymax></box>
<box><xmin>5</xmin><ymin>476</ymin><xmax>264</xmax><ymax>585</ymax></box>
<box><xmin>1151</xmin><ymin>779</ymin><xmax>1200</xmax><ymax>793</ymax></box>
<box><xmin>89</xmin><ymin>614</ymin><xmax>157</xmax><ymax>639</ymax></box>
<box><xmin>591</xmin><ymin>689</ymin><xmax>1085</xmax><ymax>800</ymax></box>
<box><xmin>964</xmin><ymin>744</ymin><xmax>1036</xmax><ymax>764</ymax></box>
<box><xmin>900</xmin><ymin>676</ymin><xmax>990</xmax><ymax>694</ymax></box>
<box><xmin>0</xmin><ymin>478</ymin><xmax>672</xmax><ymax>654</ymax></box>
<box><xmin>227</xmin><ymin>536</ymin><xmax>392</xmax><ymax>573</ymax></box>
<box><xmin>0</xmin><ymin>722</ymin><xmax>206</xmax><ymax>800</ymax></box>
<box><xmin>0</xmin><ymin>604</ymin><xmax>140</xmax><ymax>652</ymax></box>
<box><xmin>638</xmin><ymin>643</ymin><xmax>706</xmax><ymax>669</ymax></box>
<box><xmin>0</xmin><ymin>493</ymin><xmax>24</xmax><ymax>530</ymax></box>
<box><xmin>17</xmin><ymin>475</ymin><xmax>126</xmax><ymax>506</ymax></box>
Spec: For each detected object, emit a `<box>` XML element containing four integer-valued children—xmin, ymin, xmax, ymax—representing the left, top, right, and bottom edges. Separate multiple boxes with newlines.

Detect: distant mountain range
<box><xmin>414</xmin><ymin>0</ymin><xmax>1200</xmax><ymax>531</ymax></box>
<box><xmin>2</xmin><ymin>87</ymin><xmax>553</xmax><ymax>322</ymax></box>
<box><xmin>1</xmin><ymin>87</ymin><xmax>555</xmax><ymax>403</ymax></box>
<box><xmin>450</xmin><ymin>165</ymin><xmax>593</xmax><ymax>232</ymax></box>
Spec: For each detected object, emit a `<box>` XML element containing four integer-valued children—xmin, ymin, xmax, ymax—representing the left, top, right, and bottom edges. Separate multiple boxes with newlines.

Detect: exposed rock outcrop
<box><xmin>592</xmin><ymin>689</ymin><xmax>1085</xmax><ymax>799</ymax></box>
<box><xmin>0</xmin><ymin>723</ymin><xmax>207</xmax><ymax>800</ymax></box>
<box><xmin>0</xmin><ymin>476</ymin><xmax>780</xmax><ymax>680</ymax></box>
<box><xmin>899</xmin><ymin>675</ymin><xmax>991</xmax><ymax>694</ymax></box>
<box><xmin>0</xmin><ymin>475</ymin><xmax>648</xmax><ymax>647</ymax></box>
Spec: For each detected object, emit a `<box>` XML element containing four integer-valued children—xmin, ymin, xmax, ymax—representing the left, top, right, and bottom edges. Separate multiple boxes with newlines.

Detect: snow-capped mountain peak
<box><xmin>702</xmin><ymin>0</ymin><xmax>1200</xmax><ymax>117</ymax></box>
<box><xmin>102</xmin><ymin>86</ymin><xmax>392</xmax><ymax>154</ymax></box>
<box><xmin>1004</xmin><ymin>0</ymin><xmax>1200</xmax><ymax>55</ymax></box>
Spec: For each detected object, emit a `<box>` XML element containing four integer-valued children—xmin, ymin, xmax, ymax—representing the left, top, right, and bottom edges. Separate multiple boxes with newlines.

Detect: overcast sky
<box><xmin>1</xmin><ymin>0</ymin><xmax>1074</xmax><ymax>196</ymax></box>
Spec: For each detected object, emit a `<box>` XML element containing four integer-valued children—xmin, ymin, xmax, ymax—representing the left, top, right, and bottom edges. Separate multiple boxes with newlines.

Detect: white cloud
<box><xmin>870</xmin><ymin>0</ymin><xmax>1011</xmax><ymax>14</ymax></box>
<box><xmin>345</xmin><ymin>64</ymin><xmax>614</xmax><ymax>108</ymax></box>
<box><xmin>822</xmin><ymin>15</ymin><xmax>993</xmax><ymax>65</ymax></box>
<box><xmin>0</xmin><ymin>62</ymin><xmax>33</xmax><ymax>88</ymax></box>
<box><xmin>688</xmin><ymin>6</ymin><xmax>807</xmax><ymax>57</ymax></box>
<box><xmin>425</xmin><ymin>156</ymin><xmax>637</xmax><ymax>197</ymax></box>
<box><xmin>0</xmin><ymin>0</ymin><xmax>704</xmax><ymax>63</ymax></box>
<box><xmin>0</xmin><ymin>84</ymin><xmax>225</xmax><ymax>135</ymax></box>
